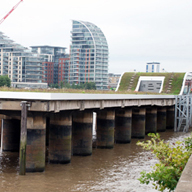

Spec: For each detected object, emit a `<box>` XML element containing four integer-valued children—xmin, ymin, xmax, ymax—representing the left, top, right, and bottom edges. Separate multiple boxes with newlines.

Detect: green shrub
<box><xmin>137</xmin><ymin>133</ymin><xmax>192</xmax><ymax>192</ymax></box>
<box><xmin>0</xmin><ymin>75</ymin><xmax>11</xmax><ymax>87</ymax></box>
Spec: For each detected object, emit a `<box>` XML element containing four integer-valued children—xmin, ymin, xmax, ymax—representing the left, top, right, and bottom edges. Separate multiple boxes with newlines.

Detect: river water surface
<box><xmin>0</xmin><ymin>130</ymin><xmax>191</xmax><ymax>192</ymax></box>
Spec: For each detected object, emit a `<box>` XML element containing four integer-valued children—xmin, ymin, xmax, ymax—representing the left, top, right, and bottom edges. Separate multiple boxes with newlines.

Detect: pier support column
<box><xmin>115</xmin><ymin>108</ymin><xmax>132</xmax><ymax>143</ymax></box>
<box><xmin>72</xmin><ymin>111</ymin><xmax>93</xmax><ymax>156</ymax></box>
<box><xmin>166</xmin><ymin>106</ymin><xmax>174</xmax><ymax>129</ymax></box>
<box><xmin>97</xmin><ymin>109</ymin><xmax>115</xmax><ymax>148</ymax></box>
<box><xmin>132</xmin><ymin>107</ymin><xmax>146</xmax><ymax>138</ymax></box>
<box><xmin>157</xmin><ymin>107</ymin><xmax>167</xmax><ymax>132</ymax></box>
<box><xmin>145</xmin><ymin>107</ymin><xmax>157</xmax><ymax>134</ymax></box>
<box><xmin>26</xmin><ymin>114</ymin><xmax>46</xmax><ymax>172</ymax></box>
<box><xmin>49</xmin><ymin>112</ymin><xmax>72</xmax><ymax>164</ymax></box>
<box><xmin>2</xmin><ymin>118</ymin><xmax>20</xmax><ymax>151</ymax></box>
<box><xmin>0</xmin><ymin>118</ymin><xmax>2</xmax><ymax>147</ymax></box>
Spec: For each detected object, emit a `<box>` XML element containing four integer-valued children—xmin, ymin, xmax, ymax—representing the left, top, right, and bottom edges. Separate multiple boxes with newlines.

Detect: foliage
<box><xmin>0</xmin><ymin>75</ymin><xmax>11</xmax><ymax>87</ymax></box>
<box><xmin>54</xmin><ymin>81</ymin><xmax>97</xmax><ymax>90</ymax></box>
<box><xmin>49</xmin><ymin>83</ymin><xmax>59</xmax><ymax>88</ymax></box>
<box><xmin>137</xmin><ymin>133</ymin><xmax>192</xmax><ymax>192</ymax></box>
<box><xmin>184</xmin><ymin>134</ymin><xmax>192</xmax><ymax>151</ymax></box>
<box><xmin>118</xmin><ymin>72</ymin><xmax>185</xmax><ymax>94</ymax></box>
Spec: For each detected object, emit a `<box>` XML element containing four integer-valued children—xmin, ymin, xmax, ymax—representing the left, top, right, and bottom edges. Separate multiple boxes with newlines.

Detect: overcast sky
<box><xmin>0</xmin><ymin>0</ymin><xmax>192</xmax><ymax>74</ymax></box>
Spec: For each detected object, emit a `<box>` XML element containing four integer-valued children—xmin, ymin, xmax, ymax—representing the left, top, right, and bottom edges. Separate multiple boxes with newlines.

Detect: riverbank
<box><xmin>175</xmin><ymin>154</ymin><xmax>192</xmax><ymax>192</ymax></box>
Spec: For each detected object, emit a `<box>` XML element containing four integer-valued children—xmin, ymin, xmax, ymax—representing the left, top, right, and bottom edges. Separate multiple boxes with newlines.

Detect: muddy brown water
<box><xmin>0</xmin><ymin>130</ymin><xmax>190</xmax><ymax>192</ymax></box>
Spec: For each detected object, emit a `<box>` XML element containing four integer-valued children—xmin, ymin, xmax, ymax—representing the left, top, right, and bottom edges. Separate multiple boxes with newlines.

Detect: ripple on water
<box><xmin>0</xmin><ymin>131</ymin><xmax>191</xmax><ymax>192</ymax></box>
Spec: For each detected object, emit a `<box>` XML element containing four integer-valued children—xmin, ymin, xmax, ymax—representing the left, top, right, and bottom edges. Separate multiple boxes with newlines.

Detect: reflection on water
<box><xmin>0</xmin><ymin>130</ymin><xmax>191</xmax><ymax>192</ymax></box>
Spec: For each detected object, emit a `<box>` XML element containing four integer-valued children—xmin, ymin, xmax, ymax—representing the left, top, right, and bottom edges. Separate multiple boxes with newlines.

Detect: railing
<box><xmin>174</xmin><ymin>95</ymin><xmax>192</xmax><ymax>132</ymax></box>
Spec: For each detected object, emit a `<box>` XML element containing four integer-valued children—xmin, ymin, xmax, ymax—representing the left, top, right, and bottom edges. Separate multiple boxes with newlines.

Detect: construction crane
<box><xmin>0</xmin><ymin>0</ymin><xmax>23</xmax><ymax>25</ymax></box>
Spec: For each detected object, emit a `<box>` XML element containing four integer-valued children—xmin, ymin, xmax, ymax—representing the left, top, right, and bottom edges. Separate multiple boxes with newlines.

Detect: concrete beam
<box><xmin>0</xmin><ymin>97</ymin><xmax>175</xmax><ymax>113</ymax></box>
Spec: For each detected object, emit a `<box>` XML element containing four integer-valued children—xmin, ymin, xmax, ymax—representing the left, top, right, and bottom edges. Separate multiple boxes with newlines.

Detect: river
<box><xmin>0</xmin><ymin>130</ymin><xmax>191</xmax><ymax>192</ymax></box>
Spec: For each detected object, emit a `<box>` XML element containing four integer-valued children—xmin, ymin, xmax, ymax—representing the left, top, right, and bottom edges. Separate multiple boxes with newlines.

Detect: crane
<box><xmin>0</xmin><ymin>0</ymin><xmax>23</xmax><ymax>25</ymax></box>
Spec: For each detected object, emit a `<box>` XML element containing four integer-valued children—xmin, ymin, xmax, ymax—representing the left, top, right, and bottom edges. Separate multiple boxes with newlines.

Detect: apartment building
<box><xmin>69</xmin><ymin>20</ymin><xmax>109</xmax><ymax>90</ymax></box>
<box><xmin>31</xmin><ymin>46</ymin><xmax>69</xmax><ymax>85</ymax></box>
<box><xmin>0</xmin><ymin>32</ymin><xmax>43</xmax><ymax>83</ymax></box>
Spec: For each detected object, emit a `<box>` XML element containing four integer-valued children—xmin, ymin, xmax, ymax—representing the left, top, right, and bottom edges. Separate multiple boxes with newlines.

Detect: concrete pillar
<box><xmin>26</xmin><ymin>114</ymin><xmax>46</xmax><ymax>172</ymax></box>
<box><xmin>132</xmin><ymin>107</ymin><xmax>146</xmax><ymax>138</ymax></box>
<box><xmin>0</xmin><ymin>119</ymin><xmax>2</xmax><ymax>147</ymax></box>
<box><xmin>157</xmin><ymin>107</ymin><xmax>167</xmax><ymax>132</ymax></box>
<box><xmin>166</xmin><ymin>106</ymin><xmax>174</xmax><ymax>129</ymax></box>
<box><xmin>49</xmin><ymin>112</ymin><xmax>72</xmax><ymax>164</ymax></box>
<box><xmin>72</xmin><ymin>111</ymin><xmax>93</xmax><ymax>156</ymax></box>
<box><xmin>115</xmin><ymin>108</ymin><xmax>132</xmax><ymax>143</ymax></box>
<box><xmin>2</xmin><ymin>119</ymin><xmax>20</xmax><ymax>151</ymax></box>
<box><xmin>97</xmin><ymin>109</ymin><xmax>115</xmax><ymax>148</ymax></box>
<box><xmin>46</xmin><ymin>117</ymin><xmax>50</xmax><ymax>147</ymax></box>
<box><xmin>145</xmin><ymin>107</ymin><xmax>157</xmax><ymax>134</ymax></box>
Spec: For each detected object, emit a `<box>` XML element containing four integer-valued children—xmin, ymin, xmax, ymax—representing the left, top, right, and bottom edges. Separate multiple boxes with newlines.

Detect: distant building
<box><xmin>0</xmin><ymin>32</ymin><xmax>43</xmax><ymax>83</ymax></box>
<box><xmin>146</xmin><ymin>62</ymin><xmax>160</xmax><ymax>73</ymax></box>
<box><xmin>31</xmin><ymin>45</ymin><xmax>66</xmax><ymax>62</ymax></box>
<box><xmin>31</xmin><ymin>46</ymin><xmax>69</xmax><ymax>85</ymax></box>
<box><xmin>42</xmin><ymin>62</ymin><xmax>54</xmax><ymax>84</ymax></box>
<box><xmin>69</xmin><ymin>20</ymin><xmax>109</xmax><ymax>90</ymax></box>
<box><xmin>108</xmin><ymin>73</ymin><xmax>121</xmax><ymax>89</ymax></box>
<box><xmin>58</xmin><ymin>57</ymin><xmax>70</xmax><ymax>84</ymax></box>
<box><xmin>11</xmin><ymin>82</ymin><xmax>48</xmax><ymax>89</ymax></box>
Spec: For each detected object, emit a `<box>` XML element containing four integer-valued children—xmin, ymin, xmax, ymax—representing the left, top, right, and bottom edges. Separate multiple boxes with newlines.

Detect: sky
<box><xmin>0</xmin><ymin>0</ymin><xmax>192</xmax><ymax>74</ymax></box>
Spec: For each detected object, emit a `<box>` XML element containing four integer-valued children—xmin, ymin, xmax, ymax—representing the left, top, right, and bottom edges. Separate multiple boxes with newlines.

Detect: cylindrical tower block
<box><xmin>97</xmin><ymin>109</ymin><xmax>115</xmax><ymax>148</ymax></box>
<box><xmin>26</xmin><ymin>115</ymin><xmax>46</xmax><ymax>172</ymax></box>
<box><xmin>2</xmin><ymin>119</ymin><xmax>20</xmax><ymax>151</ymax></box>
<box><xmin>115</xmin><ymin>108</ymin><xmax>132</xmax><ymax>143</ymax></box>
<box><xmin>157</xmin><ymin>107</ymin><xmax>167</xmax><ymax>132</ymax></box>
<box><xmin>49</xmin><ymin>112</ymin><xmax>72</xmax><ymax>164</ymax></box>
<box><xmin>132</xmin><ymin>107</ymin><xmax>146</xmax><ymax>138</ymax></box>
<box><xmin>145</xmin><ymin>107</ymin><xmax>157</xmax><ymax>134</ymax></box>
<box><xmin>72</xmin><ymin>111</ymin><xmax>93</xmax><ymax>156</ymax></box>
<box><xmin>166</xmin><ymin>106</ymin><xmax>174</xmax><ymax>129</ymax></box>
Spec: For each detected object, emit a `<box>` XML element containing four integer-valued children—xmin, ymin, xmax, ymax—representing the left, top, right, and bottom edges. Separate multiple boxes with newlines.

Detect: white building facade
<box><xmin>146</xmin><ymin>62</ymin><xmax>160</xmax><ymax>73</ymax></box>
<box><xmin>70</xmin><ymin>20</ymin><xmax>109</xmax><ymax>90</ymax></box>
<box><xmin>0</xmin><ymin>32</ymin><xmax>43</xmax><ymax>83</ymax></box>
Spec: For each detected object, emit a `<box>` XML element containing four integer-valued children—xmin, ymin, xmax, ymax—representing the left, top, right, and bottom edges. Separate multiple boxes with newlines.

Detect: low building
<box><xmin>11</xmin><ymin>82</ymin><xmax>48</xmax><ymax>89</ymax></box>
<box><xmin>146</xmin><ymin>62</ymin><xmax>160</xmax><ymax>73</ymax></box>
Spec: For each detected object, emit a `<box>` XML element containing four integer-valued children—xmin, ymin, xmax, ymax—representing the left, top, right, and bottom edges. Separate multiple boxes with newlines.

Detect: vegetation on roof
<box><xmin>118</xmin><ymin>72</ymin><xmax>185</xmax><ymax>95</ymax></box>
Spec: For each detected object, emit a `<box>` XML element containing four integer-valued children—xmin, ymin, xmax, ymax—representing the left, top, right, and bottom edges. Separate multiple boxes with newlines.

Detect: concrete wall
<box><xmin>175</xmin><ymin>155</ymin><xmax>192</xmax><ymax>192</ymax></box>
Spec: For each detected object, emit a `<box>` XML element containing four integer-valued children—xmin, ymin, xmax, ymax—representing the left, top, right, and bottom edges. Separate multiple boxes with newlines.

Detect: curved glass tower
<box><xmin>69</xmin><ymin>20</ymin><xmax>108</xmax><ymax>90</ymax></box>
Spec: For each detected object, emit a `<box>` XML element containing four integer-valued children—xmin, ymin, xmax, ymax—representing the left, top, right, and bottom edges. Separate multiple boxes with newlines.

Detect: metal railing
<box><xmin>174</xmin><ymin>95</ymin><xmax>192</xmax><ymax>132</ymax></box>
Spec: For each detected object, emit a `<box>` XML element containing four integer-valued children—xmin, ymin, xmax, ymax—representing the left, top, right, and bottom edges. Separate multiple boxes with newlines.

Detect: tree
<box><xmin>84</xmin><ymin>82</ymin><xmax>96</xmax><ymax>90</ymax></box>
<box><xmin>137</xmin><ymin>133</ymin><xmax>192</xmax><ymax>192</ymax></box>
<box><xmin>60</xmin><ymin>81</ymin><xmax>64</xmax><ymax>88</ymax></box>
<box><xmin>0</xmin><ymin>75</ymin><xmax>11</xmax><ymax>87</ymax></box>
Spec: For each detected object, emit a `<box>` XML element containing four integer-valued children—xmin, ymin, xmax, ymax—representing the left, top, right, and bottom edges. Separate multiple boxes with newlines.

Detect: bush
<box><xmin>0</xmin><ymin>75</ymin><xmax>11</xmax><ymax>87</ymax></box>
<box><xmin>137</xmin><ymin>133</ymin><xmax>192</xmax><ymax>192</ymax></box>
